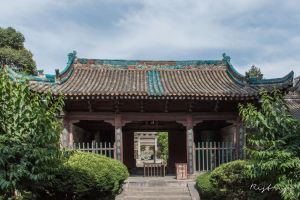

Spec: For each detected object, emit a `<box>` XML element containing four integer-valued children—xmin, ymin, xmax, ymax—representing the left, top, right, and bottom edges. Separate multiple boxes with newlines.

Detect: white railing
<box><xmin>73</xmin><ymin>141</ymin><xmax>115</xmax><ymax>158</ymax></box>
<box><xmin>195</xmin><ymin>141</ymin><xmax>236</xmax><ymax>171</ymax></box>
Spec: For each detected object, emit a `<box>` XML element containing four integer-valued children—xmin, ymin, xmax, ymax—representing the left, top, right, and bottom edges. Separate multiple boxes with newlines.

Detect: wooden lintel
<box><xmin>67</xmin><ymin>112</ymin><xmax>238</xmax><ymax>122</ymax></box>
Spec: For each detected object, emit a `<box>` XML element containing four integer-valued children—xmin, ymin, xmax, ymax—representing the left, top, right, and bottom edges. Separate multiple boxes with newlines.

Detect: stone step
<box><xmin>116</xmin><ymin>178</ymin><xmax>199</xmax><ymax>200</ymax></box>
<box><xmin>117</xmin><ymin>195</ymin><xmax>192</xmax><ymax>200</ymax></box>
<box><xmin>125</xmin><ymin>187</ymin><xmax>189</xmax><ymax>192</ymax></box>
<box><xmin>127</xmin><ymin>182</ymin><xmax>188</xmax><ymax>187</ymax></box>
<box><xmin>122</xmin><ymin>191</ymin><xmax>191</xmax><ymax>196</ymax></box>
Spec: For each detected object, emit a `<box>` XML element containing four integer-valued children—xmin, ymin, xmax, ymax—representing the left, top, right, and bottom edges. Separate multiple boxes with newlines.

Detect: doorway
<box><xmin>134</xmin><ymin>132</ymin><xmax>168</xmax><ymax>167</ymax></box>
<box><xmin>122</xmin><ymin>121</ymin><xmax>186</xmax><ymax>175</ymax></box>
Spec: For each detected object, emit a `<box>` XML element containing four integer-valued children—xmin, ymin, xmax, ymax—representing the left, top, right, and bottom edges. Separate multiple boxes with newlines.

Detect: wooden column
<box><xmin>61</xmin><ymin>117</ymin><xmax>70</xmax><ymax>147</ymax></box>
<box><xmin>238</xmin><ymin>123</ymin><xmax>245</xmax><ymax>159</ymax></box>
<box><xmin>68</xmin><ymin>124</ymin><xmax>74</xmax><ymax>148</ymax></box>
<box><xmin>229</xmin><ymin>119</ymin><xmax>244</xmax><ymax>160</ymax></box>
<box><xmin>115</xmin><ymin>114</ymin><xmax>123</xmax><ymax>161</ymax></box>
<box><xmin>68</xmin><ymin>120</ymin><xmax>79</xmax><ymax>148</ymax></box>
<box><xmin>235</xmin><ymin>123</ymin><xmax>241</xmax><ymax>159</ymax></box>
<box><xmin>62</xmin><ymin>115</ymin><xmax>74</xmax><ymax>148</ymax></box>
<box><xmin>186</xmin><ymin>115</ymin><xmax>194</xmax><ymax>175</ymax></box>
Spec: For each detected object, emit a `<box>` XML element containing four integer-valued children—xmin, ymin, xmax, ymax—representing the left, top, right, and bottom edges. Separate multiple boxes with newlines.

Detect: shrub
<box><xmin>239</xmin><ymin>89</ymin><xmax>300</xmax><ymax>200</ymax></box>
<box><xmin>209</xmin><ymin>160</ymin><xmax>280</xmax><ymax>200</ymax></box>
<box><xmin>0</xmin><ymin>69</ymin><xmax>63</xmax><ymax>199</ymax></box>
<box><xmin>39</xmin><ymin>151</ymin><xmax>129</xmax><ymax>200</ymax></box>
<box><xmin>196</xmin><ymin>172</ymin><xmax>223</xmax><ymax>200</ymax></box>
<box><xmin>210</xmin><ymin>160</ymin><xmax>254</xmax><ymax>199</ymax></box>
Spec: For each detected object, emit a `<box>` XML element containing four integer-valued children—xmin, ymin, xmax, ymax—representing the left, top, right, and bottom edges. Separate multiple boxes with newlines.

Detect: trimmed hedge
<box><xmin>210</xmin><ymin>160</ymin><xmax>251</xmax><ymax>189</ymax></box>
<box><xmin>65</xmin><ymin>151</ymin><xmax>128</xmax><ymax>194</ymax></box>
<box><xmin>39</xmin><ymin>151</ymin><xmax>129</xmax><ymax>200</ymax></box>
<box><xmin>196</xmin><ymin>172</ymin><xmax>223</xmax><ymax>200</ymax></box>
<box><xmin>196</xmin><ymin>160</ymin><xmax>280</xmax><ymax>200</ymax></box>
<box><xmin>210</xmin><ymin>160</ymin><xmax>255</xmax><ymax>199</ymax></box>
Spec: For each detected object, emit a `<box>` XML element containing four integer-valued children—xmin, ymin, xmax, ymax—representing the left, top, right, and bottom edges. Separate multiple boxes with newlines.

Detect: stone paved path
<box><xmin>115</xmin><ymin>176</ymin><xmax>200</xmax><ymax>200</ymax></box>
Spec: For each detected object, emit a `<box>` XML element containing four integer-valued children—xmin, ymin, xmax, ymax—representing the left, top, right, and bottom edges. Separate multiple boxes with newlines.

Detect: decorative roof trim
<box><xmin>6</xmin><ymin>67</ymin><xmax>55</xmax><ymax>83</ymax></box>
<box><xmin>3</xmin><ymin>51</ymin><xmax>77</xmax><ymax>84</ymax></box>
<box><xmin>222</xmin><ymin>53</ymin><xmax>247</xmax><ymax>86</ymax></box>
<box><xmin>222</xmin><ymin>53</ymin><xmax>294</xmax><ymax>86</ymax></box>
<box><xmin>147</xmin><ymin>70</ymin><xmax>164</xmax><ymax>95</ymax></box>
<box><xmin>249</xmin><ymin>71</ymin><xmax>294</xmax><ymax>85</ymax></box>
<box><xmin>77</xmin><ymin>58</ymin><xmax>224</xmax><ymax>69</ymax></box>
<box><xmin>286</xmin><ymin>76</ymin><xmax>300</xmax><ymax>92</ymax></box>
<box><xmin>56</xmin><ymin>50</ymin><xmax>77</xmax><ymax>83</ymax></box>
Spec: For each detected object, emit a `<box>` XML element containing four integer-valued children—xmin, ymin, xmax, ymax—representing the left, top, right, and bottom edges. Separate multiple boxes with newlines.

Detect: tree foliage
<box><xmin>157</xmin><ymin>132</ymin><xmax>168</xmax><ymax>164</ymax></box>
<box><xmin>239</xmin><ymin>89</ymin><xmax>300</xmax><ymax>200</ymax></box>
<box><xmin>0</xmin><ymin>27</ymin><xmax>25</xmax><ymax>49</ymax></box>
<box><xmin>0</xmin><ymin>70</ymin><xmax>64</xmax><ymax>199</ymax></box>
<box><xmin>245</xmin><ymin>65</ymin><xmax>263</xmax><ymax>80</ymax></box>
<box><xmin>0</xmin><ymin>27</ymin><xmax>36</xmax><ymax>74</ymax></box>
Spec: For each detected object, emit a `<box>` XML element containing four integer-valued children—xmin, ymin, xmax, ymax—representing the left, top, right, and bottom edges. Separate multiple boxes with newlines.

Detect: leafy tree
<box><xmin>239</xmin><ymin>89</ymin><xmax>300</xmax><ymax>200</ymax></box>
<box><xmin>0</xmin><ymin>27</ymin><xmax>25</xmax><ymax>49</ymax></box>
<box><xmin>245</xmin><ymin>65</ymin><xmax>263</xmax><ymax>80</ymax></box>
<box><xmin>0</xmin><ymin>70</ymin><xmax>64</xmax><ymax>199</ymax></box>
<box><xmin>0</xmin><ymin>27</ymin><xmax>36</xmax><ymax>74</ymax></box>
<box><xmin>157</xmin><ymin>132</ymin><xmax>168</xmax><ymax>164</ymax></box>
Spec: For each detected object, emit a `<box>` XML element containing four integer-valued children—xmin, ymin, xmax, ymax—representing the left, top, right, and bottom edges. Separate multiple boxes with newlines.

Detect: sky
<box><xmin>1</xmin><ymin>0</ymin><xmax>300</xmax><ymax>78</ymax></box>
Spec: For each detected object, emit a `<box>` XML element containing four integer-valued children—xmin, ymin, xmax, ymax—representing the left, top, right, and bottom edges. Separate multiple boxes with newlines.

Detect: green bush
<box><xmin>209</xmin><ymin>160</ymin><xmax>280</xmax><ymax>200</ymax></box>
<box><xmin>210</xmin><ymin>160</ymin><xmax>251</xmax><ymax>189</ymax></box>
<box><xmin>210</xmin><ymin>160</ymin><xmax>254</xmax><ymax>199</ymax></box>
<box><xmin>39</xmin><ymin>151</ymin><xmax>129</xmax><ymax>200</ymax></box>
<box><xmin>196</xmin><ymin>172</ymin><xmax>223</xmax><ymax>200</ymax></box>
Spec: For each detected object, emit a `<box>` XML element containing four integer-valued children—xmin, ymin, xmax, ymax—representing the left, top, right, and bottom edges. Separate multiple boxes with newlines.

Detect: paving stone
<box><xmin>115</xmin><ymin>177</ymin><xmax>199</xmax><ymax>200</ymax></box>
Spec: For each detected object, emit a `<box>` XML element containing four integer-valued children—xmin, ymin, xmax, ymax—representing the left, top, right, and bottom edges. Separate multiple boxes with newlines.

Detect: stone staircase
<box><xmin>115</xmin><ymin>177</ymin><xmax>199</xmax><ymax>200</ymax></box>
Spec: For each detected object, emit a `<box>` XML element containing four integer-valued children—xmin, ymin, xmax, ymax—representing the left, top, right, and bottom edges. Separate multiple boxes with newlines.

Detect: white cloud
<box><xmin>0</xmin><ymin>0</ymin><xmax>299</xmax><ymax>78</ymax></box>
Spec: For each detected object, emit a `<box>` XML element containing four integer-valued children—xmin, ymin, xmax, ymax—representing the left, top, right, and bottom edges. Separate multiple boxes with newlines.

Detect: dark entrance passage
<box><xmin>122</xmin><ymin>121</ymin><xmax>186</xmax><ymax>175</ymax></box>
<box><xmin>72</xmin><ymin>120</ymin><xmax>115</xmax><ymax>144</ymax></box>
<box><xmin>194</xmin><ymin>120</ymin><xmax>237</xmax><ymax>172</ymax></box>
<box><xmin>70</xmin><ymin>120</ymin><xmax>115</xmax><ymax>158</ymax></box>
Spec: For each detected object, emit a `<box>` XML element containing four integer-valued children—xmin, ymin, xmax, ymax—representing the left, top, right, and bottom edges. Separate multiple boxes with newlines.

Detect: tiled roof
<box><xmin>12</xmin><ymin>51</ymin><xmax>294</xmax><ymax>100</ymax></box>
<box><xmin>285</xmin><ymin>76</ymin><xmax>300</xmax><ymax>120</ymax></box>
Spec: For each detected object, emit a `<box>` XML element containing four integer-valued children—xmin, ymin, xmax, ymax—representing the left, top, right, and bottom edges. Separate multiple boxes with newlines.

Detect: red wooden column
<box><xmin>114</xmin><ymin>114</ymin><xmax>123</xmax><ymax>161</ymax></box>
<box><xmin>186</xmin><ymin>114</ymin><xmax>194</xmax><ymax>175</ymax></box>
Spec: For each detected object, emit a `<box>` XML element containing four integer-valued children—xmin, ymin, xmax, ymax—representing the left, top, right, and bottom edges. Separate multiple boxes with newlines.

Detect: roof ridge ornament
<box><xmin>222</xmin><ymin>53</ymin><xmax>231</xmax><ymax>62</ymax></box>
<box><xmin>68</xmin><ymin>50</ymin><xmax>77</xmax><ymax>60</ymax></box>
<box><xmin>55</xmin><ymin>50</ymin><xmax>77</xmax><ymax>84</ymax></box>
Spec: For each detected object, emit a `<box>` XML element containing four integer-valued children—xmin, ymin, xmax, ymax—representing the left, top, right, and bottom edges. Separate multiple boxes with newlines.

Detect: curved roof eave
<box><xmin>5</xmin><ymin>67</ymin><xmax>55</xmax><ymax>83</ymax></box>
<box><xmin>222</xmin><ymin>53</ymin><xmax>294</xmax><ymax>87</ymax></box>
<box><xmin>6</xmin><ymin>51</ymin><xmax>294</xmax><ymax>90</ymax></box>
<box><xmin>3</xmin><ymin>51</ymin><xmax>77</xmax><ymax>84</ymax></box>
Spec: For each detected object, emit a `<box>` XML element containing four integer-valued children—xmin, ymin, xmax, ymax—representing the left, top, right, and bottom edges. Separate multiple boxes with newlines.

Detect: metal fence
<box><xmin>73</xmin><ymin>142</ymin><xmax>115</xmax><ymax>159</ymax></box>
<box><xmin>195</xmin><ymin>141</ymin><xmax>236</xmax><ymax>171</ymax></box>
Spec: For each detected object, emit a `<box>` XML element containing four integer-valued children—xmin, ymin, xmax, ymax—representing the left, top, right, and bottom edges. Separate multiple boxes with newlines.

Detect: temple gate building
<box><xmin>9</xmin><ymin>51</ymin><xmax>294</xmax><ymax>176</ymax></box>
